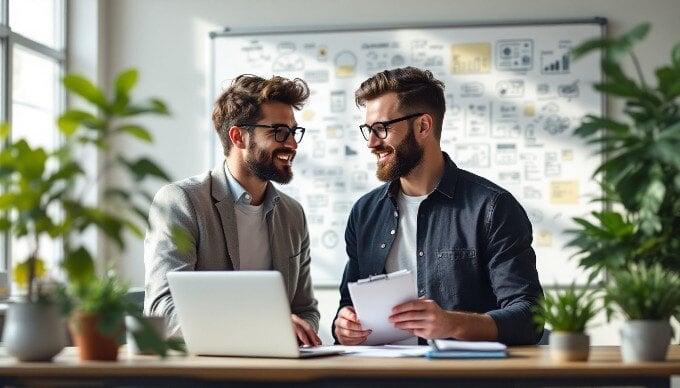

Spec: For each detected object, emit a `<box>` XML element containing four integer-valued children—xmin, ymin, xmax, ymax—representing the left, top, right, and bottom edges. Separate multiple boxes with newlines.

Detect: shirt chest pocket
<box><xmin>433</xmin><ymin>248</ymin><xmax>478</xmax><ymax>300</ymax></box>
<box><xmin>435</xmin><ymin>248</ymin><xmax>476</xmax><ymax>261</ymax></box>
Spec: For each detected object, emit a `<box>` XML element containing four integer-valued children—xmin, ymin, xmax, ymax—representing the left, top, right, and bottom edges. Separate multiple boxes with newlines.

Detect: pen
<box><xmin>427</xmin><ymin>339</ymin><xmax>440</xmax><ymax>351</ymax></box>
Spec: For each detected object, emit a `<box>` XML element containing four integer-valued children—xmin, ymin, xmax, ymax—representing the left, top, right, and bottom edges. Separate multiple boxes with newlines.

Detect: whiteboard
<box><xmin>211</xmin><ymin>20</ymin><xmax>605</xmax><ymax>286</ymax></box>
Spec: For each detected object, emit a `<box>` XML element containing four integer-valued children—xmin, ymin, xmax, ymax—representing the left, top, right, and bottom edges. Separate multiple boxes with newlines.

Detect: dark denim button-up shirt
<box><xmin>334</xmin><ymin>152</ymin><xmax>544</xmax><ymax>345</ymax></box>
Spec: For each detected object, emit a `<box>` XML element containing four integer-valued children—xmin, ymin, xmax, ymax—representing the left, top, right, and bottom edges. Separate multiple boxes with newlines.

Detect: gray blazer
<box><xmin>144</xmin><ymin>163</ymin><xmax>319</xmax><ymax>338</ymax></box>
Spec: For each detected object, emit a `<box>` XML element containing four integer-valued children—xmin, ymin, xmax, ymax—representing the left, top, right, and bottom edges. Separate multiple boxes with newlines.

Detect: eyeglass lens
<box><xmin>274</xmin><ymin>126</ymin><xmax>305</xmax><ymax>143</ymax></box>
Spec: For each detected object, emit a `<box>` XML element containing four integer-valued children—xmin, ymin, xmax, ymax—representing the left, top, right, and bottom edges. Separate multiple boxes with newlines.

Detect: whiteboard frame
<box><xmin>208</xmin><ymin>18</ymin><xmax>608</xmax><ymax>288</ymax></box>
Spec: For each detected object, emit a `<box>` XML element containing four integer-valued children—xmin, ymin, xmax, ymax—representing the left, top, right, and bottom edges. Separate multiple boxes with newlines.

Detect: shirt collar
<box><xmin>384</xmin><ymin>151</ymin><xmax>458</xmax><ymax>201</ymax></box>
<box><xmin>223</xmin><ymin>162</ymin><xmax>280</xmax><ymax>211</ymax></box>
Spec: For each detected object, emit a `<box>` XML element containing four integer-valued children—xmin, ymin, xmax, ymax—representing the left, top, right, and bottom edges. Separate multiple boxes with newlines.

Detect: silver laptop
<box><xmin>166</xmin><ymin>271</ymin><xmax>342</xmax><ymax>358</ymax></box>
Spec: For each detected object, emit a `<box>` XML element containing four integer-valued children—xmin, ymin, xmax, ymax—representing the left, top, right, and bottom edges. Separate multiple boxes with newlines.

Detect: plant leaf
<box><xmin>63</xmin><ymin>75</ymin><xmax>108</xmax><ymax>109</ymax></box>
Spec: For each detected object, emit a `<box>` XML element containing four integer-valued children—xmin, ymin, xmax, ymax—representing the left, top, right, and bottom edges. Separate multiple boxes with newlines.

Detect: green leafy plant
<box><xmin>533</xmin><ymin>283</ymin><xmax>601</xmax><ymax>333</ymax></box>
<box><xmin>0</xmin><ymin>68</ymin><xmax>184</xmax><ymax>356</ymax></box>
<box><xmin>566</xmin><ymin>23</ymin><xmax>680</xmax><ymax>275</ymax></box>
<box><xmin>604</xmin><ymin>263</ymin><xmax>680</xmax><ymax>322</ymax></box>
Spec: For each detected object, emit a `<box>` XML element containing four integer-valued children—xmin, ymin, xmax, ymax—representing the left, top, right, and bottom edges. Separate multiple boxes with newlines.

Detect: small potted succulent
<box><xmin>605</xmin><ymin>263</ymin><xmax>680</xmax><ymax>362</ymax></box>
<box><xmin>533</xmin><ymin>282</ymin><xmax>601</xmax><ymax>361</ymax></box>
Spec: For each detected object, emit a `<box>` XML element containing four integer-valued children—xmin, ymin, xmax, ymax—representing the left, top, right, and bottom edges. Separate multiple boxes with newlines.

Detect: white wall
<box><xmin>95</xmin><ymin>0</ymin><xmax>680</xmax><ymax>345</ymax></box>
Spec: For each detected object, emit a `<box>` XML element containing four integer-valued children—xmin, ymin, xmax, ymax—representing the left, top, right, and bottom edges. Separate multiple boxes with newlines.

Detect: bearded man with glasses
<box><xmin>333</xmin><ymin>67</ymin><xmax>544</xmax><ymax>346</ymax></box>
<box><xmin>145</xmin><ymin>74</ymin><xmax>320</xmax><ymax>345</ymax></box>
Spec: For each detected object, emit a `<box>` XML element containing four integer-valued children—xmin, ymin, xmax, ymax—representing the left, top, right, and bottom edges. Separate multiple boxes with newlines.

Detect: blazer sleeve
<box><xmin>143</xmin><ymin>183</ymin><xmax>200</xmax><ymax>338</ymax></box>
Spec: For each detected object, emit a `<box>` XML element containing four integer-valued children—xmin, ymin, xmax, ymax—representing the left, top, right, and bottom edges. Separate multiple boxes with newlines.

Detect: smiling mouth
<box><xmin>373</xmin><ymin>149</ymin><xmax>393</xmax><ymax>163</ymax></box>
<box><xmin>275</xmin><ymin>152</ymin><xmax>295</xmax><ymax>164</ymax></box>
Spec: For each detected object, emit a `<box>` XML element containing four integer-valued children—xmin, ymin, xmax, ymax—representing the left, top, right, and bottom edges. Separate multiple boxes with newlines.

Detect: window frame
<box><xmin>0</xmin><ymin>0</ymin><xmax>67</xmax><ymax>272</ymax></box>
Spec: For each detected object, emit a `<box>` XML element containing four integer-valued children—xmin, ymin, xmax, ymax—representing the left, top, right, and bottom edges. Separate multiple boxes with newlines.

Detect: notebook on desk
<box><xmin>166</xmin><ymin>271</ymin><xmax>342</xmax><ymax>358</ymax></box>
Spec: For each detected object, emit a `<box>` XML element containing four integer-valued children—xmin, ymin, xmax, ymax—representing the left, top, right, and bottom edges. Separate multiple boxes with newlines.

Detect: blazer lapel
<box><xmin>211</xmin><ymin>163</ymin><xmax>240</xmax><ymax>270</ymax></box>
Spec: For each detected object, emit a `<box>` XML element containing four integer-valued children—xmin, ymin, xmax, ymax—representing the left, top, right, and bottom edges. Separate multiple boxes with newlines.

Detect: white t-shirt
<box><xmin>385</xmin><ymin>190</ymin><xmax>428</xmax><ymax>277</ymax></box>
<box><xmin>234</xmin><ymin>202</ymin><xmax>272</xmax><ymax>270</ymax></box>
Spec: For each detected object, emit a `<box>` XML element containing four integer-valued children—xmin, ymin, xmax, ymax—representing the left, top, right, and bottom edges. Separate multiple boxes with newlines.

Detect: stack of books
<box><xmin>426</xmin><ymin>339</ymin><xmax>508</xmax><ymax>359</ymax></box>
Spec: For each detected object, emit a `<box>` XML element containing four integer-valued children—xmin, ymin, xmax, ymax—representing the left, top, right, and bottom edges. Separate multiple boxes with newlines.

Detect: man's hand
<box><xmin>292</xmin><ymin>314</ymin><xmax>322</xmax><ymax>347</ymax></box>
<box><xmin>389</xmin><ymin>298</ymin><xmax>452</xmax><ymax>339</ymax></box>
<box><xmin>389</xmin><ymin>298</ymin><xmax>499</xmax><ymax>341</ymax></box>
<box><xmin>333</xmin><ymin>306</ymin><xmax>371</xmax><ymax>345</ymax></box>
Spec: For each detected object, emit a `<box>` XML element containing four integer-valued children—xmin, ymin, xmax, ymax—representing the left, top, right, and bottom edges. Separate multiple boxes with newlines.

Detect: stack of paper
<box><xmin>426</xmin><ymin>339</ymin><xmax>508</xmax><ymax>359</ymax></box>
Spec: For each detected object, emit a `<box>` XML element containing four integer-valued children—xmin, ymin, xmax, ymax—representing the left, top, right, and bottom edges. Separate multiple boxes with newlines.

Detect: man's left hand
<box><xmin>388</xmin><ymin>298</ymin><xmax>453</xmax><ymax>339</ymax></box>
<box><xmin>292</xmin><ymin>314</ymin><xmax>322</xmax><ymax>347</ymax></box>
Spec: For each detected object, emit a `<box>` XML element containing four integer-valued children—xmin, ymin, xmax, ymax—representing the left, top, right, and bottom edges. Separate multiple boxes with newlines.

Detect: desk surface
<box><xmin>0</xmin><ymin>346</ymin><xmax>680</xmax><ymax>382</ymax></box>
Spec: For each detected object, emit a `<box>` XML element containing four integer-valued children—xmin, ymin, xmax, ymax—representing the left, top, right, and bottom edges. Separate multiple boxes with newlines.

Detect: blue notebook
<box><xmin>426</xmin><ymin>339</ymin><xmax>508</xmax><ymax>359</ymax></box>
<box><xmin>425</xmin><ymin>350</ymin><xmax>507</xmax><ymax>359</ymax></box>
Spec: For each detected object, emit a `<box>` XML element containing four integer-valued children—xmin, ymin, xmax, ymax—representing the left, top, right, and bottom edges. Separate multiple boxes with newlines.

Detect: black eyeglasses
<box><xmin>237</xmin><ymin>123</ymin><xmax>306</xmax><ymax>143</ymax></box>
<box><xmin>358</xmin><ymin>113</ymin><xmax>424</xmax><ymax>141</ymax></box>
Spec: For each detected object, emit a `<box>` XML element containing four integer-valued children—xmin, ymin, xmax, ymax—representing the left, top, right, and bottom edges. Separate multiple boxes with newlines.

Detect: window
<box><xmin>0</xmin><ymin>0</ymin><xmax>66</xmax><ymax>276</ymax></box>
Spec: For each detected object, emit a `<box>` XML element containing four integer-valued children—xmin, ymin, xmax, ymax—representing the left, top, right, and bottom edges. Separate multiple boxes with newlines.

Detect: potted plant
<box><xmin>604</xmin><ymin>263</ymin><xmax>680</xmax><ymax>362</ymax></box>
<box><xmin>533</xmin><ymin>283</ymin><xmax>601</xmax><ymax>361</ymax></box>
<box><xmin>0</xmin><ymin>69</ymin><xmax>184</xmax><ymax>361</ymax></box>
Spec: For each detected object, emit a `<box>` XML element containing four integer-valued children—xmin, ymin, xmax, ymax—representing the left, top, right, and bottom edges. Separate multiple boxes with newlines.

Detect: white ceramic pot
<box><xmin>620</xmin><ymin>319</ymin><xmax>671</xmax><ymax>362</ymax></box>
<box><xmin>2</xmin><ymin>302</ymin><xmax>66</xmax><ymax>361</ymax></box>
<box><xmin>549</xmin><ymin>332</ymin><xmax>590</xmax><ymax>362</ymax></box>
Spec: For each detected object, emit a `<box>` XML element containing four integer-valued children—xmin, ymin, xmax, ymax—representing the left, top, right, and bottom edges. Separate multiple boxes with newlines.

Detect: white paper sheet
<box><xmin>348</xmin><ymin>270</ymin><xmax>417</xmax><ymax>345</ymax></box>
<box><xmin>324</xmin><ymin>345</ymin><xmax>429</xmax><ymax>358</ymax></box>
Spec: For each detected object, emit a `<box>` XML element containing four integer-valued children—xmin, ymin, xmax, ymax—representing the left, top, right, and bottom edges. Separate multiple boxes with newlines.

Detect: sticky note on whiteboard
<box><xmin>451</xmin><ymin>43</ymin><xmax>491</xmax><ymax>74</ymax></box>
<box><xmin>549</xmin><ymin>180</ymin><xmax>579</xmax><ymax>204</ymax></box>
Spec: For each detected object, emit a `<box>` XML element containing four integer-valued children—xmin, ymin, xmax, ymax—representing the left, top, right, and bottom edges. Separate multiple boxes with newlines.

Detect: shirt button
<box><xmin>390</xmin><ymin>229</ymin><xmax>395</xmax><ymax>235</ymax></box>
<box><xmin>245</xmin><ymin>194</ymin><xmax>251</xmax><ymax>200</ymax></box>
<box><xmin>419</xmin><ymin>288</ymin><xmax>425</xmax><ymax>295</ymax></box>
<box><xmin>380</xmin><ymin>243</ymin><xmax>386</xmax><ymax>249</ymax></box>
<box><xmin>394</xmin><ymin>211</ymin><xmax>398</xmax><ymax>218</ymax></box>
<box><xmin>418</xmin><ymin>251</ymin><xmax>424</xmax><ymax>257</ymax></box>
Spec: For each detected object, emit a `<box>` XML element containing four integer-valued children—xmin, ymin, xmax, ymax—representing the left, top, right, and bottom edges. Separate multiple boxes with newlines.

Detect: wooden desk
<box><xmin>1</xmin><ymin>345</ymin><xmax>679</xmax><ymax>387</ymax></box>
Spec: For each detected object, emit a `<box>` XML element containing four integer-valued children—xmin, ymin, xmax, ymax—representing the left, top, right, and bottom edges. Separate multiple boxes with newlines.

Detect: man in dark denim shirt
<box><xmin>333</xmin><ymin>67</ymin><xmax>543</xmax><ymax>346</ymax></box>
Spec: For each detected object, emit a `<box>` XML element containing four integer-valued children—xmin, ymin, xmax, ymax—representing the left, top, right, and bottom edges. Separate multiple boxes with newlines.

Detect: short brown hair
<box><xmin>212</xmin><ymin>74</ymin><xmax>310</xmax><ymax>155</ymax></box>
<box><xmin>355</xmin><ymin>67</ymin><xmax>445</xmax><ymax>140</ymax></box>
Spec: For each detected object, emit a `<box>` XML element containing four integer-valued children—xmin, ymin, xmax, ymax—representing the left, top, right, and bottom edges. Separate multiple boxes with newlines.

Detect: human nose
<box><xmin>282</xmin><ymin>130</ymin><xmax>298</xmax><ymax>149</ymax></box>
<box><xmin>366</xmin><ymin>129</ymin><xmax>380</xmax><ymax>148</ymax></box>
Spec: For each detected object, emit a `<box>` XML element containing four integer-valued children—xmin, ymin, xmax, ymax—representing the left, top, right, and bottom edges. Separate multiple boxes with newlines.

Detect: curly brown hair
<box><xmin>355</xmin><ymin>67</ymin><xmax>445</xmax><ymax>140</ymax></box>
<box><xmin>212</xmin><ymin>74</ymin><xmax>310</xmax><ymax>156</ymax></box>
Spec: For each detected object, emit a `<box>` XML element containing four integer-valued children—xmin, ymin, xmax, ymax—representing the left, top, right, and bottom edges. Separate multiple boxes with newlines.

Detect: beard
<box><xmin>374</xmin><ymin>122</ymin><xmax>424</xmax><ymax>182</ymax></box>
<box><xmin>245</xmin><ymin>141</ymin><xmax>295</xmax><ymax>184</ymax></box>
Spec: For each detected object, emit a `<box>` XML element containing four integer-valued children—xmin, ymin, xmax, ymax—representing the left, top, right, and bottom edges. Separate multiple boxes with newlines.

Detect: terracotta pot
<box><xmin>68</xmin><ymin>312</ymin><xmax>122</xmax><ymax>361</ymax></box>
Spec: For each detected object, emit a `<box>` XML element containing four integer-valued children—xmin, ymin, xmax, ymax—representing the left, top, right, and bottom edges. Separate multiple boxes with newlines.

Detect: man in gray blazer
<box><xmin>144</xmin><ymin>74</ymin><xmax>321</xmax><ymax>346</ymax></box>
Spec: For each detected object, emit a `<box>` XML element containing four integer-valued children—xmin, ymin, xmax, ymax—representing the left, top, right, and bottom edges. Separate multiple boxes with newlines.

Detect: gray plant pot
<box><xmin>620</xmin><ymin>319</ymin><xmax>671</xmax><ymax>362</ymax></box>
<box><xmin>549</xmin><ymin>331</ymin><xmax>590</xmax><ymax>361</ymax></box>
<box><xmin>2</xmin><ymin>302</ymin><xmax>66</xmax><ymax>361</ymax></box>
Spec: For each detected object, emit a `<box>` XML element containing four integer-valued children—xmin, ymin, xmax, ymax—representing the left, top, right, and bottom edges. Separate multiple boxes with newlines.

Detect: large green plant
<box><xmin>532</xmin><ymin>283</ymin><xmax>601</xmax><ymax>333</ymax></box>
<box><xmin>567</xmin><ymin>23</ymin><xmax>680</xmax><ymax>274</ymax></box>
<box><xmin>0</xmin><ymin>69</ymin><xmax>184</xmax><ymax>356</ymax></box>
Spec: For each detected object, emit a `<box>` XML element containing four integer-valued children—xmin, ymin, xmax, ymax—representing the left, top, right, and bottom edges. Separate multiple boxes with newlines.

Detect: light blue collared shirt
<box><xmin>223</xmin><ymin>162</ymin><xmax>279</xmax><ymax>214</ymax></box>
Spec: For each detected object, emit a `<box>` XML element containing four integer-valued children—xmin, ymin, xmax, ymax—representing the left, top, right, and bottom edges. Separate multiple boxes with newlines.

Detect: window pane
<box><xmin>12</xmin><ymin>45</ymin><xmax>59</xmax><ymax>151</ymax></box>
<box><xmin>9</xmin><ymin>0</ymin><xmax>60</xmax><ymax>49</ymax></box>
<box><xmin>10</xmin><ymin>46</ymin><xmax>61</xmax><ymax>283</ymax></box>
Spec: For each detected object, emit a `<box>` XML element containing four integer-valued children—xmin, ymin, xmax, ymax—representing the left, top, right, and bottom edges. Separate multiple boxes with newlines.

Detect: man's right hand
<box><xmin>333</xmin><ymin>306</ymin><xmax>371</xmax><ymax>345</ymax></box>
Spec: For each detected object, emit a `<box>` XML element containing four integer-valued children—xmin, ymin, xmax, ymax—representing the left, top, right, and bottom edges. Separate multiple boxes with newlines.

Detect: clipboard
<box><xmin>348</xmin><ymin>269</ymin><xmax>417</xmax><ymax>345</ymax></box>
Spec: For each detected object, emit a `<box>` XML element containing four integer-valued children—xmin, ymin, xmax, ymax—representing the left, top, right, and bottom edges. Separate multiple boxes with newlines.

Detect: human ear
<box><xmin>417</xmin><ymin>114</ymin><xmax>433</xmax><ymax>136</ymax></box>
<box><xmin>229</xmin><ymin>126</ymin><xmax>247</xmax><ymax>149</ymax></box>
